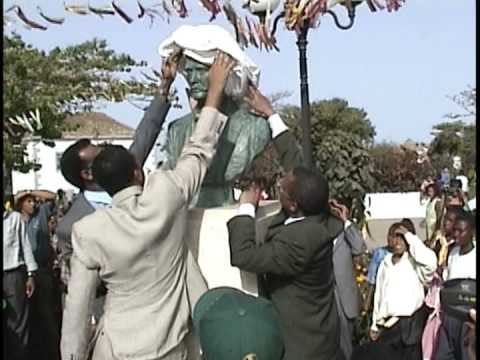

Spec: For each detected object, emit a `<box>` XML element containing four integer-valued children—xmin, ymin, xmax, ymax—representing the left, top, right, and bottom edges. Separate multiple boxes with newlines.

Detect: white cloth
<box><xmin>268</xmin><ymin>113</ymin><xmax>289</xmax><ymax>138</ymax></box>
<box><xmin>455</xmin><ymin>175</ymin><xmax>469</xmax><ymax>193</ymax></box>
<box><xmin>445</xmin><ymin>244</ymin><xmax>476</xmax><ymax>280</ymax></box>
<box><xmin>237</xmin><ymin>203</ymin><xmax>256</xmax><ymax>218</ymax></box>
<box><xmin>371</xmin><ymin>232</ymin><xmax>437</xmax><ymax>331</ymax></box>
<box><xmin>158</xmin><ymin>25</ymin><xmax>260</xmax><ymax>89</ymax></box>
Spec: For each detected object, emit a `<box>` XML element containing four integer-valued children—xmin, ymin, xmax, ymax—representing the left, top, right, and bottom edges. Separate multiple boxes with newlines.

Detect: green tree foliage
<box><xmin>281</xmin><ymin>98</ymin><xmax>376</xmax><ymax>145</ymax></box>
<box><xmin>429</xmin><ymin>121</ymin><xmax>476</xmax><ymax>177</ymax></box>
<box><xmin>3</xmin><ymin>33</ymin><xmax>158</xmax><ymax>172</ymax></box>
<box><xmin>370</xmin><ymin>142</ymin><xmax>434</xmax><ymax>192</ymax></box>
<box><xmin>280</xmin><ymin>98</ymin><xmax>377</xmax><ymax>221</ymax></box>
<box><xmin>429</xmin><ymin>87</ymin><xmax>476</xmax><ymax>182</ymax></box>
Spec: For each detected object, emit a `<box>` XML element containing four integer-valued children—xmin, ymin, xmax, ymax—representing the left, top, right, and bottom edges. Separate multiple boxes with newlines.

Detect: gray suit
<box><xmin>333</xmin><ymin>223</ymin><xmax>367</xmax><ymax>360</ymax></box>
<box><xmin>56</xmin><ymin>95</ymin><xmax>170</xmax><ymax>319</ymax></box>
<box><xmin>61</xmin><ymin>107</ymin><xmax>226</xmax><ymax>360</ymax></box>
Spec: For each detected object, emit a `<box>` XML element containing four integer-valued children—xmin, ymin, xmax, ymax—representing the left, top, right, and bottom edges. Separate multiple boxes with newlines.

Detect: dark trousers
<box><xmin>335</xmin><ymin>289</ymin><xmax>355</xmax><ymax>360</ymax></box>
<box><xmin>435</xmin><ymin>313</ymin><xmax>469</xmax><ymax>360</ymax></box>
<box><xmin>3</xmin><ymin>267</ymin><xmax>30</xmax><ymax>360</ymax></box>
<box><xmin>377</xmin><ymin>306</ymin><xmax>428</xmax><ymax>360</ymax></box>
<box><xmin>28</xmin><ymin>269</ymin><xmax>61</xmax><ymax>360</ymax></box>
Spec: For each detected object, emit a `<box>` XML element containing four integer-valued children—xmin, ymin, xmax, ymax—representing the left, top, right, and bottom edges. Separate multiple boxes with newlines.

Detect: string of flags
<box><xmin>4</xmin><ymin>0</ymin><xmax>406</xmax><ymax>51</ymax></box>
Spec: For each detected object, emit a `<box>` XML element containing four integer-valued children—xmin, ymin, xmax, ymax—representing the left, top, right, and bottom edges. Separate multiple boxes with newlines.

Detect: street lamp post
<box><xmin>271</xmin><ymin>2</ymin><xmax>361</xmax><ymax>168</ymax></box>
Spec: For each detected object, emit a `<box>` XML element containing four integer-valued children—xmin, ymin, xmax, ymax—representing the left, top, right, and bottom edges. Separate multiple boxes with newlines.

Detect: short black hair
<box><xmin>445</xmin><ymin>205</ymin><xmax>466</xmax><ymax>219</ymax></box>
<box><xmin>425</xmin><ymin>182</ymin><xmax>440</xmax><ymax>197</ymax></box>
<box><xmin>455</xmin><ymin>211</ymin><xmax>475</xmax><ymax>230</ymax></box>
<box><xmin>401</xmin><ymin>218</ymin><xmax>416</xmax><ymax>234</ymax></box>
<box><xmin>92</xmin><ymin>144</ymin><xmax>137</xmax><ymax>196</ymax></box>
<box><xmin>291</xmin><ymin>166</ymin><xmax>329</xmax><ymax>216</ymax></box>
<box><xmin>388</xmin><ymin>222</ymin><xmax>403</xmax><ymax>235</ymax></box>
<box><xmin>60</xmin><ymin>138</ymin><xmax>91</xmax><ymax>190</ymax></box>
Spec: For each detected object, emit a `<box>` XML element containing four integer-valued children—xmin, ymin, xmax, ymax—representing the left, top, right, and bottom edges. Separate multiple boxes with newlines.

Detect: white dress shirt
<box><xmin>445</xmin><ymin>243</ymin><xmax>476</xmax><ymax>280</ymax></box>
<box><xmin>3</xmin><ymin>210</ymin><xmax>38</xmax><ymax>272</ymax></box>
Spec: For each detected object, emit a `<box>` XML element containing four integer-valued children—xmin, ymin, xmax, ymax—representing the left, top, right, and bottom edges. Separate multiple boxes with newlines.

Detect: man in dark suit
<box><xmin>56</xmin><ymin>55</ymin><xmax>177</xmax><ymax>321</ymax></box>
<box><xmin>330</xmin><ymin>199</ymin><xmax>367</xmax><ymax>359</ymax></box>
<box><xmin>227</xmin><ymin>86</ymin><xmax>345</xmax><ymax>360</ymax></box>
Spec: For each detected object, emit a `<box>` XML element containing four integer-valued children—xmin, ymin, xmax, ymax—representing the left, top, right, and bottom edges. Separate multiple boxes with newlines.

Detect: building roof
<box><xmin>61</xmin><ymin>112</ymin><xmax>134</xmax><ymax>139</ymax></box>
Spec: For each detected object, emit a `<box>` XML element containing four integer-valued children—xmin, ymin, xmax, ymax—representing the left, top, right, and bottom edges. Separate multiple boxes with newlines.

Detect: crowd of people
<box><xmin>3</xmin><ymin>25</ymin><xmax>476</xmax><ymax>360</ymax></box>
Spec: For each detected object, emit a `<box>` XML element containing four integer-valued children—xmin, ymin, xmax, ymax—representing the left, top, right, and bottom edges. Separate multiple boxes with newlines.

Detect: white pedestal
<box><xmin>185</xmin><ymin>201</ymin><xmax>280</xmax><ymax>295</ymax></box>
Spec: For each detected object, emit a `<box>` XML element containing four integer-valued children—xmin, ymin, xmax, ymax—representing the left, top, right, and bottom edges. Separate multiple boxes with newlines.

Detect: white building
<box><xmin>12</xmin><ymin>112</ymin><xmax>158</xmax><ymax>194</ymax></box>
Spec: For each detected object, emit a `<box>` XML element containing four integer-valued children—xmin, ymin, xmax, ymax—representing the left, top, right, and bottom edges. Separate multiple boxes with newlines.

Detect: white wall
<box><xmin>12</xmin><ymin>138</ymin><xmax>157</xmax><ymax>193</ymax></box>
<box><xmin>363</xmin><ymin>192</ymin><xmax>427</xmax><ymax>220</ymax></box>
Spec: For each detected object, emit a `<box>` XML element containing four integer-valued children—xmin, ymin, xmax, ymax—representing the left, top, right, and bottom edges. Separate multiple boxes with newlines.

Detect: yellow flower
<box><xmin>356</xmin><ymin>275</ymin><xmax>365</xmax><ymax>284</ymax></box>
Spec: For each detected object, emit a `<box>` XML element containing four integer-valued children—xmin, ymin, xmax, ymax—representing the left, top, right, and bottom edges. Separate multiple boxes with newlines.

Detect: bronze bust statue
<box><xmin>164</xmin><ymin>57</ymin><xmax>271</xmax><ymax>208</ymax></box>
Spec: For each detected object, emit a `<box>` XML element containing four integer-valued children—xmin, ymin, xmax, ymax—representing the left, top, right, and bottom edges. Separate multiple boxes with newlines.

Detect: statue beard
<box><xmin>223</xmin><ymin>68</ymin><xmax>248</xmax><ymax>101</ymax></box>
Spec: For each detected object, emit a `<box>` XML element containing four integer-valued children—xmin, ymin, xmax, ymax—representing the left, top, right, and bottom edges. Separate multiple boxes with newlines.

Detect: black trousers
<box><xmin>3</xmin><ymin>267</ymin><xmax>30</xmax><ymax>360</ymax></box>
<box><xmin>28</xmin><ymin>269</ymin><xmax>61</xmax><ymax>360</ymax></box>
<box><xmin>377</xmin><ymin>306</ymin><xmax>428</xmax><ymax>360</ymax></box>
<box><xmin>435</xmin><ymin>313</ymin><xmax>470</xmax><ymax>360</ymax></box>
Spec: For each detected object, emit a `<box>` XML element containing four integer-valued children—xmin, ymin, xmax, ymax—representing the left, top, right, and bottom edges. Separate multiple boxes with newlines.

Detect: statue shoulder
<box><xmin>167</xmin><ymin>113</ymin><xmax>193</xmax><ymax>135</ymax></box>
<box><xmin>239</xmin><ymin>110</ymin><xmax>271</xmax><ymax>137</ymax></box>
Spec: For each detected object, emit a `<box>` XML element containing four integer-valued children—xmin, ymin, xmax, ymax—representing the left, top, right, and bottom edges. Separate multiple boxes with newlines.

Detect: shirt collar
<box><xmin>284</xmin><ymin>216</ymin><xmax>306</xmax><ymax>226</ymax></box>
<box><xmin>111</xmin><ymin>186</ymin><xmax>143</xmax><ymax>206</ymax></box>
<box><xmin>84</xmin><ymin>190</ymin><xmax>112</xmax><ymax>209</ymax></box>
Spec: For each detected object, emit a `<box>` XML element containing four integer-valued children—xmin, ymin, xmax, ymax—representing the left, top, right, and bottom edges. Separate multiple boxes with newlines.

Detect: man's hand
<box><xmin>239</xmin><ymin>184</ymin><xmax>262</xmax><ymax>208</ymax></box>
<box><xmin>25</xmin><ymin>277</ymin><xmax>35</xmax><ymax>298</ymax></box>
<box><xmin>159</xmin><ymin>49</ymin><xmax>182</xmax><ymax>96</ymax></box>
<box><xmin>329</xmin><ymin>199</ymin><xmax>349</xmax><ymax>222</ymax></box>
<box><xmin>205</xmin><ymin>51</ymin><xmax>235</xmax><ymax>109</ymax></box>
<box><xmin>244</xmin><ymin>85</ymin><xmax>275</xmax><ymax>118</ymax></box>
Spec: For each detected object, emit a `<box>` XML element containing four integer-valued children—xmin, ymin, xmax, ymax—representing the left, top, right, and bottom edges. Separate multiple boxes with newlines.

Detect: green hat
<box><xmin>193</xmin><ymin>287</ymin><xmax>284</xmax><ymax>360</ymax></box>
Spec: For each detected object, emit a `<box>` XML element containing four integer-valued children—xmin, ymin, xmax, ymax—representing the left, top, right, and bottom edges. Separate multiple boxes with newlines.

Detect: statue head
<box><xmin>180</xmin><ymin>55</ymin><xmax>249</xmax><ymax>103</ymax></box>
<box><xmin>181</xmin><ymin>57</ymin><xmax>210</xmax><ymax>101</ymax></box>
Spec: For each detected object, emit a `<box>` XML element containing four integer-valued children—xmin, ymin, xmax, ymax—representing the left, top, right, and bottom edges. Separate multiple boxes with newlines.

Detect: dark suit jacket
<box><xmin>227</xmin><ymin>129</ymin><xmax>344</xmax><ymax>359</ymax></box>
<box><xmin>56</xmin><ymin>95</ymin><xmax>170</xmax><ymax>281</ymax></box>
<box><xmin>333</xmin><ymin>223</ymin><xmax>366</xmax><ymax>319</ymax></box>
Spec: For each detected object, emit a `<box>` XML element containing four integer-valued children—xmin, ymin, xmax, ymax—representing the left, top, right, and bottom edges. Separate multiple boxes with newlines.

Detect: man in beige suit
<box><xmin>60</xmin><ymin>53</ymin><xmax>234</xmax><ymax>360</ymax></box>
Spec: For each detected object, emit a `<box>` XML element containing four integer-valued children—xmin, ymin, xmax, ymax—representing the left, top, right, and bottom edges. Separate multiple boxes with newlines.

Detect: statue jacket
<box><xmin>165</xmin><ymin>106</ymin><xmax>271</xmax><ymax>207</ymax></box>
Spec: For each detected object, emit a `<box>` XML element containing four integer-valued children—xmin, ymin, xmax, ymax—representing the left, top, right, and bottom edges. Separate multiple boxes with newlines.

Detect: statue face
<box><xmin>182</xmin><ymin>57</ymin><xmax>210</xmax><ymax>101</ymax></box>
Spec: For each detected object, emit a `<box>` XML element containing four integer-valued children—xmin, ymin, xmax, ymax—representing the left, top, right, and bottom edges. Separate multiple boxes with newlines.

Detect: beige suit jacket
<box><xmin>61</xmin><ymin>107</ymin><xmax>227</xmax><ymax>360</ymax></box>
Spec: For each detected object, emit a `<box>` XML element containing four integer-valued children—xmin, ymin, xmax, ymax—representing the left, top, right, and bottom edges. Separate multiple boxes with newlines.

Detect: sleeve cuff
<box><xmin>237</xmin><ymin>203</ymin><xmax>256</xmax><ymax>218</ymax></box>
<box><xmin>404</xmin><ymin>232</ymin><xmax>419</xmax><ymax>245</ymax></box>
<box><xmin>344</xmin><ymin>220</ymin><xmax>352</xmax><ymax>230</ymax></box>
<box><xmin>267</xmin><ymin>113</ymin><xmax>289</xmax><ymax>138</ymax></box>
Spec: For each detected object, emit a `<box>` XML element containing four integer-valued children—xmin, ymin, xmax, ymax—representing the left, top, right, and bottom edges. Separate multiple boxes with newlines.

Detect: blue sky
<box><xmin>5</xmin><ymin>0</ymin><xmax>476</xmax><ymax>144</ymax></box>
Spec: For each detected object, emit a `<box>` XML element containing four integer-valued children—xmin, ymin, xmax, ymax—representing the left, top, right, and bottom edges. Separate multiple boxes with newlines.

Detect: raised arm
<box><xmin>330</xmin><ymin>199</ymin><xmax>366</xmax><ymax>256</ymax></box>
<box><xmin>396</xmin><ymin>225</ymin><xmax>437</xmax><ymax>285</ymax></box>
<box><xmin>129</xmin><ymin>53</ymin><xmax>179</xmax><ymax>165</ymax></box>
<box><xmin>243</xmin><ymin>85</ymin><xmax>303</xmax><ymax>170</ymax></box>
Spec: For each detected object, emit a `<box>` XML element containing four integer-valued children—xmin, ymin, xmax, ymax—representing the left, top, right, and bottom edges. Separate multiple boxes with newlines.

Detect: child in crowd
<box><xmin>435</xmin><ymin>212</ymin><xmax>476</xmax><ymax>360</ymax></box>
<box><xmin>369</xmin><ymin>223</ymin><xmax>437</xmax><ymax>360</ymax></box>
<box><xmin>421</xmin><ymin>207</ymin><xmax>469</xmax><ymax>359</ymax></box>
<box><xmin>444</xmin><ymin>211</ymin><xmax>476</xmax><ymax>281</ymax></box>
<box><xmin>363</xmin><ymin>219</ymin><xmax>416</xmax><ymax>313</ymax></box>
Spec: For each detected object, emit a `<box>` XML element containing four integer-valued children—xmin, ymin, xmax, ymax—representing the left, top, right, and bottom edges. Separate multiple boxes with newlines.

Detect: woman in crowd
<box><xmin>424</xmin><ymin>182</ymin><xmax>443</xmax><ymax>242</ymax></box>
<box><xmin>369</xmin><ymin>223</ymin><xmax>437</xmax><ymax>359</ymax></box>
